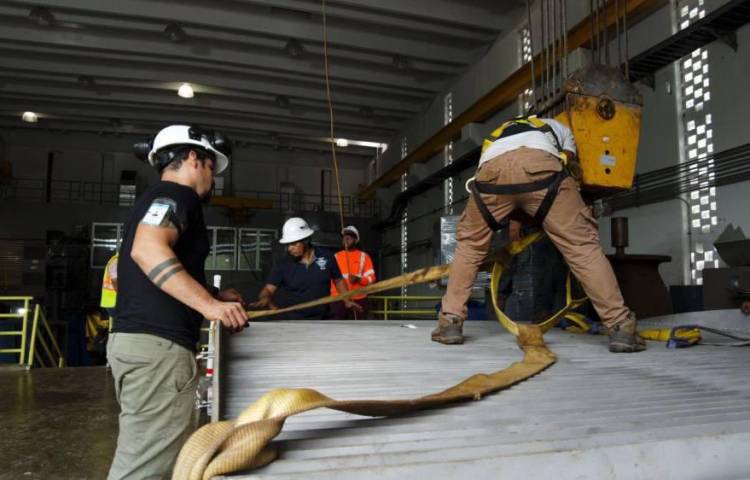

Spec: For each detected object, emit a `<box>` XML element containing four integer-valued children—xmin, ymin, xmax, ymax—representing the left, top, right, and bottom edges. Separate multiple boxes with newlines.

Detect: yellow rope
<box><xmin>321</xmin><ymin>0</ymin><xmax>346</xmax><ymax>231</ymax></box>
<box><xmin>321</xmin><ymin>0</ymin><xmax>358</xmax><ymax>318</ymax></box>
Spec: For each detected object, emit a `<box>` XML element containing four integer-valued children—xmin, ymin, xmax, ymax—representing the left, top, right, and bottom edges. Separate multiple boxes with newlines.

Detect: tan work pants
<box><xmin>441</xmin><ymin>147</ymin><xmax>630</xmax><ymax>329</ymax></box>
<box><xmin>107</xmin><ymin>333</ymin><xmax>199</xmax><ymax>480</ymax></box>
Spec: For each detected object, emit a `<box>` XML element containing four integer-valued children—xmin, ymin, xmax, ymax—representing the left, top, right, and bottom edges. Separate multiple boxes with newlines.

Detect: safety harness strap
<box><xmin>469</xmin><ymin>170</ymin><xmax>567</xmax><ymax>231</ymax></box>
<box><xmin>469</xmin><ymin>181</ymin><xmax>505</xmax><ymax>232</ymax></box>
<box><xmin>482</xmin><ymin>116</ymin><xmax>564</xmax><ymax>155</ymax></box>
<box><xmin>532</xmin><ymin>170</ymin><xmax>566</xmax><ymax>223</ymax></box>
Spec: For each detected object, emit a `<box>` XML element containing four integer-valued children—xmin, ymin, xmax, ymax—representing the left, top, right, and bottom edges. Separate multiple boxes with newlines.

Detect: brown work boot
<box><xmin>431</xmin><ymin>312</ymin><xmax>464</xmax><ymax>345</ymax></box>
<box><xmin>609</xmin><ymin>313</ymin><xmax>647</xmax><ymax>353</ymax></box>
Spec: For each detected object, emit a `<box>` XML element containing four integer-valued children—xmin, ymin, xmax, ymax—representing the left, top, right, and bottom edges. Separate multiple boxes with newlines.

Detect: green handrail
<box><xmin>370</xmin><ymin>295</ymin><xmax>442</xmax><ymax>320</ymax></box>
<box><xmin>27</xmin><ymin>304</ymin><xmax>65</xmax><ymax>368</ymax></box>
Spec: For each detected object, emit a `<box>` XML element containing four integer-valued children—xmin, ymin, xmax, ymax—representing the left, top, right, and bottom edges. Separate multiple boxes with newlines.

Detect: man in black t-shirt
<box><xmin>251</xmin><ymin>217</ymin><xmax>363</xmax><ymax>319</ymax></box>
<box><xmin>107</xmin><ymin>125</ymin><xmax>248</xmax><ymax>480</ymax></box>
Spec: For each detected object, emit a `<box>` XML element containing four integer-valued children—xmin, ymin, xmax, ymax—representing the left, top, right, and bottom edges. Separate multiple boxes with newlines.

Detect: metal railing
<box><xmin>0</xmin><ymin>296</ymin><xmax>65</xmax><ymax>368</ymax></box>
<box><xmin>370</xmin><ymin>295</ymin><xmax>442</xmax><ymax>320</ymax></box>
<box><xmin>28</xmin><ymin>304</ymin><xmax>65</xmax><ymax>368</ymax></box>
<box><xmin>1</xmin><ymin>177</ymin><xmax>380</xmax><ymax>216</ymax></box>
<box><xmin>0</xmin><ymin>296</ymin><xmax>31</xmax><ymax>365</ymax></box>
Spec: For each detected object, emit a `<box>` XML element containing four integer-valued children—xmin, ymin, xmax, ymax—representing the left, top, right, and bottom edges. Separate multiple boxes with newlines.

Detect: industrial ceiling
<box><xmin>0</xmin><ymin>0</ymin><xmax>528</xmax><ymax>159</ymax></box>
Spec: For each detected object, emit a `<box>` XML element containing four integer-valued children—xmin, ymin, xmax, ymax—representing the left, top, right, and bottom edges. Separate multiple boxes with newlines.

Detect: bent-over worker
<box><xmin>433</xmin><ymin>115</ymin><xmax>645</xmax><ymax>353</ymax></box>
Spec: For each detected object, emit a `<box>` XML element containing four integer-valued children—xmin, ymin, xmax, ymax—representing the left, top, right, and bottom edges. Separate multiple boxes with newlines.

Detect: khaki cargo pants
<box><xmin>441</xmin><ymin>147</ymin><xmax>631</xmax><ymax>329</ymax></box>
<box><xmin>107</xmin><ymin>333</ymin><xmax>199</xmax><ymax>480</ymax></box>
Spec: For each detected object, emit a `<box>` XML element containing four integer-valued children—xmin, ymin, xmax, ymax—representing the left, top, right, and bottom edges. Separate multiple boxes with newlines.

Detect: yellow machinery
<box><xmin>554</xmin><ymin>65</ymin><xmax>643</xmax><ymax>194</ymax></box>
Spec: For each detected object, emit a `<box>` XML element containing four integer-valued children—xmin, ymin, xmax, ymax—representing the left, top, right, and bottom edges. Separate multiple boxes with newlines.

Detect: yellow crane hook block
<box><xmin>554</xmin><ymin>65</ymin><xmax>643</xmax><ymax>194</ymax></box>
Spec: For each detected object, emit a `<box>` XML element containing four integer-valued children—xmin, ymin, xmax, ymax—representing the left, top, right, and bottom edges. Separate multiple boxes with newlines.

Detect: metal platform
<box><xmin>218</xmin><ymin>312</ymin><xmax>750</xmax><ymax>479</ymax></box>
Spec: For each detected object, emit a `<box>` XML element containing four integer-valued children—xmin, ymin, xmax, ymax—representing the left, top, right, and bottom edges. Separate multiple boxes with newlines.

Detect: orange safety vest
<box><xmin>330</xmin><ymin>249</ymin><xmax>376</xmax><ymax>300</ymax></box>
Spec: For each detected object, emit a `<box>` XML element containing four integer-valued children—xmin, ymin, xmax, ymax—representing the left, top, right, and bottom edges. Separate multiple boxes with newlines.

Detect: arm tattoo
<box><xmin>146</xmin><ymin>257</ymin><xmax>180</xmax><ymax>282</ymax></box>
<box><xmin>154</xmin><ymin>264</ymin><xmax>185</xmax><ymax>288</ymax></box>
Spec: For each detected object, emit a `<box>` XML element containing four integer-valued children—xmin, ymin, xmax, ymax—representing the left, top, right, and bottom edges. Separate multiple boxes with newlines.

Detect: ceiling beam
<box><xmin>322</xmin><ymin>0</ymin><xmax>514</xmax><ymax>31</ymax></box>
<box><xmin>0</xmin><ymin>95</ymin><xmax>393</xmax><ymax>142</ymax></box>
<box><xmin>231</xmin><ymin>0</ymin><xmax>501</xmax><ymax>41</ymax></box>
<box><xmin>0</xmin><ymin>50</ymin><xmax>432</xmax><ymax>110</ymax></box>
<box><xmin>0</xmin><ymin>20</ymin><xmax>452</xmax><ymax>92</ymax></box>
<box><xmin>0</xmin><ymin>121</ymin><xmax>377</xmax><ymax>161</ymax></box>
<box><xmin>0</xmin><ymin>81</ymin><xmax>407</xmax><ymax>132</ymax></box>
<box><xmin>358</xmin><ymin>0</ymin><xmax>669</xmax><ymax>199</ymax></box>
<box><xmin>4</xmin><ymin>0</ymin><xmax>480</xmax><ymax>64</ymax></box>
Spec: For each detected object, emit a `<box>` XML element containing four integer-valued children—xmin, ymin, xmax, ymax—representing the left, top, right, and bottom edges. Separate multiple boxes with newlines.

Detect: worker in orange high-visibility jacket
<box><xmin>330</xmin><ymin>225</ymin><xmax>376</xmax><ymax>319</ymax></box>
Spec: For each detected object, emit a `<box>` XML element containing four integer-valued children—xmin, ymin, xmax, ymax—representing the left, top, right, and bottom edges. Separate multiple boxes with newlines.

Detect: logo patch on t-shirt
<box><xmin>315</xmin><ymin>256</ymin><xmax>328</xmax><ymax>271</ymax></box>
<box><xmin>142</xmin><ymin>202</ymin><xmax>171</xmax><ymax>226</ymax></box>
<box><xmin>140</xmin><ymin>197</ymin><xmax>180</xmax><ymax>229</ymax></box>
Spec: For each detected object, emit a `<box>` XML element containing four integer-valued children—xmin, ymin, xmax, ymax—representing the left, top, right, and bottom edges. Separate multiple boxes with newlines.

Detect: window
<box><xmin>518</xmin><ymin>26</ymin><xmax>533</xmax><ymax>113</ymax></box>
<box><xmin>238</xmin><ymin>228</ymin><xmax>277</xmax><ymax>271</ymax></box>
<box><xmin>677</xmin><ymin>0</ymin><xmax>717</xmax><ymax>285</ymax></box>
<box><xmin>444</xmin><ymin>92</ymin><xmax>454</xmax><ymax>215</ymax></box>
<box><xmin>91</xmin><ymin>222</ymin><xmax>123</xmax><ymax>268</ymax></box>
<box><xmin>205</xmin><ymin>227</ymin><xmax>236</xmax><ymax>270</ymax></box>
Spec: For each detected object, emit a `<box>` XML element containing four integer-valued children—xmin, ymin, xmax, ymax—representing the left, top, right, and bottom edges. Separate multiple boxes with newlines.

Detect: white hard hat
<box><xmin>279</xmin><ymin>217</ymin><xmax>314</xmax><ymax>244</ymax></box>
<box><xmin>341</xmin><ymin>225</ymin><xmax>360</xmax><ymax>241</ymax></box>
<box><xmin>147</xmin><ymin>125</ymin><xmax>230</xmax><ymax>174</ymax></box>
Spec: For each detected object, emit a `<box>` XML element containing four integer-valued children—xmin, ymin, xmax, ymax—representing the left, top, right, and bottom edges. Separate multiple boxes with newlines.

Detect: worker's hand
<box><xmin>509</xmin><ymin>219</ymin><xmax>524</xmax><ymax>243</ymax></box>
<box><xmin>344</xmin><ymin>300</ymin><xmax>364</xmax><ymax>313</ymax></box>
<box><xmin>249</xmin><ymin>297</ymin><xmax>278</xmax><ymax>311</ymax></box>
<box><xmin>202</xmin><ymin>299</ymin><xmax>248</xmax><ymax>332</ymax></box>
<box><xmin>741</xmin><ymin>301</ymin><xmax>750</xmax><ymax>315</ymax></box>
<box><xmin>217</xmin><ymin>288</ymin><xmax>246</xmax><ymax>306</ymax></box>
<box><xmin>567</xmin><ymin>161</ymin><xmax>584</xmax><ymax>183</ymax></box>
<box><xmin>349</xmin><ymin>275</ymin><xmax>362</xmax><ymax>284</ymax></box>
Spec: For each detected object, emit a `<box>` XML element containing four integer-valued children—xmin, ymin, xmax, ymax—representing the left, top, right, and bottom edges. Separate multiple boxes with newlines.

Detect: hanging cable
<box><xmin>551</xmin><ymin>0</ymin><xmax>556</xmax><ymax>95</ymax></box>
<box><xmin>623</xmin><ymin>0</ymin><xmax>630</xmax><ymax>79</ymax></box>
<box><xmin>615</xmin><ymin>0</ymin><xmax>622</xmax><ymax>68</ymax></box>
<box><xmin>562</xmin><ymin>0</ymin><xmax>568</xmax><ymax>79</ymax></box>
<box><xmin>603</xmin><ymin>0</ymin><xmax>609</xmax><ymax>65</ymax></box>
<box><xmin>322</xmin><ymin>0</ymin><xmax>358</xmax><ymax>319</ymax></box>
<box><xmin>540</xmin><ymin>0</ymin><xmax>546</xmax><ymax>100</ymax></box>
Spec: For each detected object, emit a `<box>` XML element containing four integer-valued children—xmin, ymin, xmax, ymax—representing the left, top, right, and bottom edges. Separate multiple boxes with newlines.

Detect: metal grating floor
<box><xmin>220</xmin><ymin>313</ymin><xmax>750</xmax><ymax>479</ymax></box>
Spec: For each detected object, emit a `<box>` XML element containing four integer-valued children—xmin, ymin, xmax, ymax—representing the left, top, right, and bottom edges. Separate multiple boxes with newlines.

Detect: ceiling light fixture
<box><xmin>284</xmin><ymin>38</ymin><xmax>305</xmax><ymax>58</ymax></box>
<box><xmin>29</xmin><ymin>6</ymin><xmax>56</xmax><ymax>27</ymax></box>
<box><xmin>21</xmin><ymin>111</ymin><xmax>38</xmax><ymax>123</ymax></box>
<box><xmin>178</xmin><ymin>83</ymin><xmax>194</xmax><ymax>98</ymax></box>
<box><xmin>164</xmin><ymin>22</ymin><xmax>187</xmax><ymax>42</ymax></box>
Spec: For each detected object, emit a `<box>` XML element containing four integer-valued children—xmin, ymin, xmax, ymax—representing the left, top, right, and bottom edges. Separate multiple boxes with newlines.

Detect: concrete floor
<box><xmin>0</xmin><ymin>366</ymin><xmax>118</xmax><ymax>480</ymax></box>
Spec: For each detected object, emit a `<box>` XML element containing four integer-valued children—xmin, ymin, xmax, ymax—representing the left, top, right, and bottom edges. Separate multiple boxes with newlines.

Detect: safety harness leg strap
<box><xmin>468</xmin><ymin>170</ymin><xmax>567</xmax><ymax>231</ymax></box>
<box><xmin>532</xmin><ymin>171</ymin><xmax>566</xmax><ymax>223</ymax></box>
<box><xmin>469</xmin><ymin>181</ymin><xmax>505</xmax><ymax>232</ymax></box>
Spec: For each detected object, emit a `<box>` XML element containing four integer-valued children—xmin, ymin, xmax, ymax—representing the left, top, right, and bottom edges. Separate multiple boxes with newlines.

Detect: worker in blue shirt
<box><xmin>251</xmin><ymin>217</ymin><xmax>363</xmax><ymax>319</ymax></box>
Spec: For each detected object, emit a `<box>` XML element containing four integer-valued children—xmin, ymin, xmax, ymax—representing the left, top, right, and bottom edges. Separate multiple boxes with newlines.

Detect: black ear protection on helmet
<box><xmin>133</xmin><ymin>138</ymin><xmax>152</xmax><ymax>162</ymax></box>
<box><xmin>133</xmin><ymin>126</ymin><xmax>232</xmax><ymax>171</ymax></box>
<box><xmin>188</xmin><ymin>126</ymin><xmax>232</xmax><ymax>157</ymax></box>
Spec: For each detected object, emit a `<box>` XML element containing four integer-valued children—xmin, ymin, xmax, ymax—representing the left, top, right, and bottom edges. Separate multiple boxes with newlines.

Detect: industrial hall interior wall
<box><xmin>379</xmin><ymin>0</ymin><xmax>750</xmax><ymax>295</ymax></box>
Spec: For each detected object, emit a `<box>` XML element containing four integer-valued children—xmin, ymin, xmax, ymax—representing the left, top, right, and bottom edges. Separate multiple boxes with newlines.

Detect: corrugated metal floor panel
<box><xmin>219</xmin><ymin>313</ymin><xmax>750</xmax><ymax>479</ymax></box>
